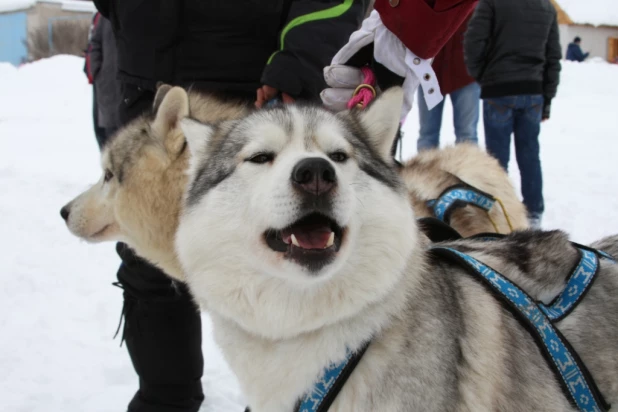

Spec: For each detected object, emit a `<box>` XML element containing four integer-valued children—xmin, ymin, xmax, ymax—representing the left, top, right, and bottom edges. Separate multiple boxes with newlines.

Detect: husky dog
<box><xmin>60</xmin><ymin>84</ymin><xmax>526</xmax><ymax>282</ymax></box>
<box><xmin>176</xmin><ymin>88</ymin><xmax>618</xmax><ymax>412</ymax></box>
<box><xmin>60</xmin><ymin>86</ymin><xmax>249</xmax><ymax>280</ymax></box>
<box><xmin>403</xmin><ymin>143</ymin><xmax>529</xmax><ymax>236</ymax></box>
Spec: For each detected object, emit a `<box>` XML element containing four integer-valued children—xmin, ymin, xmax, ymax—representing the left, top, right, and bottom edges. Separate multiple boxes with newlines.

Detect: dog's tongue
<box><xmin>282</xmin><ymin>224</ymin><xmax>333</xmax><ymax>249</ymax></box>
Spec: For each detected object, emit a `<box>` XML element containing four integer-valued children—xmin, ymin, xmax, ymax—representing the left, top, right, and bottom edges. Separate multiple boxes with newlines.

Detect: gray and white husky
<box><xmin>176</xmin><ymin>88</ymin><xmax>618</xmax><ymax>412</ymax></box>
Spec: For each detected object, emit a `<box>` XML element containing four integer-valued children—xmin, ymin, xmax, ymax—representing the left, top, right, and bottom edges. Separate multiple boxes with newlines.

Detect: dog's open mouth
<box><xmin>264</xmin><ymin>213</ymin><xmax>344</xmax><ymax>271</ymax></box>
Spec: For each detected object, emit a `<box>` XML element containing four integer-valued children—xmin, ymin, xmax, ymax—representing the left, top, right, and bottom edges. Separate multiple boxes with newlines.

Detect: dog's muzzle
<box><xmin>264</xmin><ymin>212</ymin><xmax>345</xmax><ymax>273</ymax></box>
<box><xmin>263</xmin><ymin>157</ymin><xmax>346</xmax><ymax>273</ymax></box>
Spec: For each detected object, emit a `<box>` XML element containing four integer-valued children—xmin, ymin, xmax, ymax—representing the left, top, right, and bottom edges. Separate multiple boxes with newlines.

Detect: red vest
<box><xmin>374</xmin><ymin>0</ymin><xmax>478</xmax><ymax>60</ymax></box>
<box><xmin>429</xmin><ymin>14</ymin><xmax>476</xmax><ymax>95</ymax></box>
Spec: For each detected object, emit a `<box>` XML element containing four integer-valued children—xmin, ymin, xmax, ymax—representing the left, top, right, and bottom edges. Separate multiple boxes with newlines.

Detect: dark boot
<box><xmin>115</xmin><ymin>243</ymin><xmax>204</xmax><ymax>412</ymax></box>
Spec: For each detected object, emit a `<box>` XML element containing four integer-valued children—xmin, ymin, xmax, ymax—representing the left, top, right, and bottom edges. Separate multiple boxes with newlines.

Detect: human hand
<box><xmin>542</xmin><ymin>98</ymin><xmax>551</xmax><ymax>122</ymax></box>
<box><xmin>321</xmin><ymin>10</ymin><xmax>442</xmax><ymax>117</ymax></box>
<box><xmin>320</xmin><ymin>65</ymin><xmax>366</xmax><ymax>112</ymax></box>
<box><xmin>255</xmin><ymin>85</ymin><xmax>294</xmax><ymax>108</ymax></box>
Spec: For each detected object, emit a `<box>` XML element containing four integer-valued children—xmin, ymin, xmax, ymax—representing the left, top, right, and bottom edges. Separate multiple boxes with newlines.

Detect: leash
<box><xmin>347</xmin><ymin>66</ymin><xmax>377</xmax><ymax>109</ymax></box>
<box><xmin>429</xmin><ymin>245</ymin><xmax>614</xmax><ymax>412</ymax></box>
<box><xmin>427</xmin><ymin>183</ymin><xmax>515</xmax><ymax>234</ymax></box>
<box><xmin>347</xmin><ymin>66</ymin><xmax>405</xmax><ymax>161</ymax></box>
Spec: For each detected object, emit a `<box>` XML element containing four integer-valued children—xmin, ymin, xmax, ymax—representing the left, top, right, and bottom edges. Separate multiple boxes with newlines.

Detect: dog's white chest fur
<box><xmin>212</xmin><ymin>313</ymin><xmax>374</xmax><ymax>412</ymax></box>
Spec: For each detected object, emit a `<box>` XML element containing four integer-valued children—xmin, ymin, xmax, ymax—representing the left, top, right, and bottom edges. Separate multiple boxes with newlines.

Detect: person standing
<box><xmin>464</xmin><ymin>0</ymin><xmax>561</xmax><ymax>229</ymax></box>
<box><xmin>417</xmin><ymin>14</ymin><xmax>480</xmax><ymax>152</ymax></box>
<box><xmin>90</xmin><ymin>1</ymin><xmax>368</xmax><ymax>411</ymax></box>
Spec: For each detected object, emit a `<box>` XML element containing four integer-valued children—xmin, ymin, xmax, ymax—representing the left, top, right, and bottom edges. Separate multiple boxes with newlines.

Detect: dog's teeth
<box><xmin>291</xmin><ymin>234</ymin><xmax>300</xmax><ymax>247</ymax></box>
<box><xmin>326</xmin><ymin>232</ymin><xmax>335</xmax><ymax>248</ymax></box>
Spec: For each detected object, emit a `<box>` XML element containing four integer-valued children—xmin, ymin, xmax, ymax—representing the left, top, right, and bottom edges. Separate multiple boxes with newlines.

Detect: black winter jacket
<box><xmin>464</xmin><ymin>0</ymin><xmax>561</xmax><ymax>117</ymax></box>
<box><xmin>93</xmin><ymin>0</ymin><xmax>367</xmax><ymax>101</ymax></box>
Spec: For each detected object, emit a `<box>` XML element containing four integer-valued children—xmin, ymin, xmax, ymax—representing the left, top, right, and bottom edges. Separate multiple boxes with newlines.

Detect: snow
<box><xmin>1</xmin><ymin>55</ymin><xmax>617</xmax><ymax>411</ymax></box>
<box><xmin>38</xmin><ymin>0</ymin><xmax>97</xmax><ymax>13</ymax></box>
<box><xmin>558</xmin><ymin>0</ymin><xmax>618</xmax><ymax>28</ymax></box>
<box><xmin>0</xmin><ymin>0</ymin><xmax>36</xmax><ymax>13</ymax></box>
<box><xmin>0</xmin><ymin>0</ymin><xmax>96</xmax><ymax>13</ymax></box>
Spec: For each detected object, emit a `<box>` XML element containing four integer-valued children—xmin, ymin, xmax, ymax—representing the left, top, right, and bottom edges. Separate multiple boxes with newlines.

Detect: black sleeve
<box><xmin>542</xmin><ymin>13</ymin><xmax>562</xmax><ymax>118</ymax></box>
<box><xmin>543</xmin><ymin>14</ymin><xmax>561</xmax><ymax>99</ymax></box>
<box><xmin>92</xmin><ymin>0</ymin><xmax>110</xmax><ymax>19</ymax></box>
<box><xmin>104</xmin><ymin>0</ymin><xmax>182</xmax><ymax>89</ymax></box>
<box><xmin>463</xmin><ymin>0</ymin><xmax>493</xmax><ymax>80</ymax></box>
<box><xmin>261</xmin><ymin>0</ymin><xmax>369</xmax><ymax>100</ymax></box>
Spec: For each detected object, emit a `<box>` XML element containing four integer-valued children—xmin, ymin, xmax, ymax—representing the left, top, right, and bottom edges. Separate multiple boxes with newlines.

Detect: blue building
<box><xmin>0</xmin><ymin>1</ymin><xmax>95</xmax><ymax>66</ymax></box>
<box><xmin>0</xmin><ymin>7</ymin><xmax>29</xmax><ymax>65</ymax></box>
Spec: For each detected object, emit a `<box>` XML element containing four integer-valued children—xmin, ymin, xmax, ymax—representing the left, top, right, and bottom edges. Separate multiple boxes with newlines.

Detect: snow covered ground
<box><xmin>1</xmin><ymin>56</ymin><xmax>617</xmax><ymax>412</ymax></box>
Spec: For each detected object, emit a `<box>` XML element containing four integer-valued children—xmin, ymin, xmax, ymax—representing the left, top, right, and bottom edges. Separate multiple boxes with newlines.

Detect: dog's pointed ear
<box><xmin>358</xmin><ymin>87</ymin><xmax>404</xmax><ymax>161</ymax></box>
<box><xmin>153</xmin><ymin>83</ymin><xmax>173</xmax><ymax>113</ymax></box>
<box><xmin>153</xmin><ymin>86</ymin><xmax>190</xmax><ymax>154</ymax></box>
<box><xmin>180</xmin><ymin>118</ymin><xmax>213</xmax><ymax>157</ymax></box>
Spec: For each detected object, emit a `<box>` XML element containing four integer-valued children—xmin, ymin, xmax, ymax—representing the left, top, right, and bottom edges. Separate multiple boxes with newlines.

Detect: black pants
<box><xmin>115</xmin><ymin>84</ymin><xmax>204</xmax><ymax>412</ymax></box>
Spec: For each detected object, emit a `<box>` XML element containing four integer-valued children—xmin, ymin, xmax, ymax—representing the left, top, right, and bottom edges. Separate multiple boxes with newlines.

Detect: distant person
<box><xmin>464</xmin><ymin>0</ymin><xmax>562</xmax><ymax>229</ymax></box>
<box><xmin>417</xmin><ymin>15</ymin><xmax>480</xmax><ymax>152</ymax></box>
<box><xmin>566</xmin><ymin>36</ymin><xmax>590</xmax><ymax>62</ymax></box>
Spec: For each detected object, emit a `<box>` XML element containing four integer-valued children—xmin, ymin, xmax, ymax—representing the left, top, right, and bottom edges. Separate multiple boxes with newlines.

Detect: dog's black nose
<box><xmin>291</xmin><ymin>157</ymin><xmax>336</xmax><ymax>196</ymax></box>
<box><xmin>60</xmin><ymin>206</ymin><xmax>70</xmax><ymax>221</ymax></box>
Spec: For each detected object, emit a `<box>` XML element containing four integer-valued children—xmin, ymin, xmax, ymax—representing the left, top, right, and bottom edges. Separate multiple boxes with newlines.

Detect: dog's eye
<box><xmin>329</xmin><ymin>152</ymin><xmax>348</xmax><ymax>163</ymax></box>
<box><xmin>104</xmin><ymin>170</ymin><xmax>114</xmax><ymax>182</ymax></box>
<box><xmin>246</xmin><ymin>153</ymin><xmax>275</xmax><ymax>164</ymax></box>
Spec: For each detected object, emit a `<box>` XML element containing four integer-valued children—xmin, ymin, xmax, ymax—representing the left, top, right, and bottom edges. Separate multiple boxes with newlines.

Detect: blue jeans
<box><xmin>483</xmin><ymin>94</ymin><xmax>544</xmax><ymax>217</ymax></box>
<box><xmin>417</xmin><ymin>82</ymin><xmax>481</xmax><ymax>151</ymax></box>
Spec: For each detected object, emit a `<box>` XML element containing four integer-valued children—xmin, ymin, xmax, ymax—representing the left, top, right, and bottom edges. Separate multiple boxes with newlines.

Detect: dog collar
<box><xmin>427</xmin><ymin>184</ymin><xmax>495</xmax><ymax>224</ymax></box>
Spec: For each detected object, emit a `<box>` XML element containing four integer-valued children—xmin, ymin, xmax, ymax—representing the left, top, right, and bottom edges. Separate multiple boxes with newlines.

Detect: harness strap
<box><xmin>430</xmin><ymin>247</ymin><xmax>610</xmax><ymax>412</ymax></box>
<box><xmin>295</xmin><ymin>340</ymin><xmax>371</xmax><ymax>412</ymax></box>
<box><xmin>427</xmin><ymin>184</ymin><xmax>496</xmax><ymax>226</ymax></box>
<box><xmin>245</xmin><ymin>341</ymin><xmax>371</xmax><ymax>412</ymax></box>
<box><xmin>540</xmin><ymin>249</ymin><xmax>600</xmax><ymax>322</ymax></box>
<box><xmin>467</xmin><ymin>233</ymin><xmax>615</xmax><ymax>323</ymax></box>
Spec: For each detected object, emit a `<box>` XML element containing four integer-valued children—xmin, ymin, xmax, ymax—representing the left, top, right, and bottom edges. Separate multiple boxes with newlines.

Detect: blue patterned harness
<box><xmin>431</xmin><ymin>244</ymin><xmax>614</xmax><ymax>412</ymax></box>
